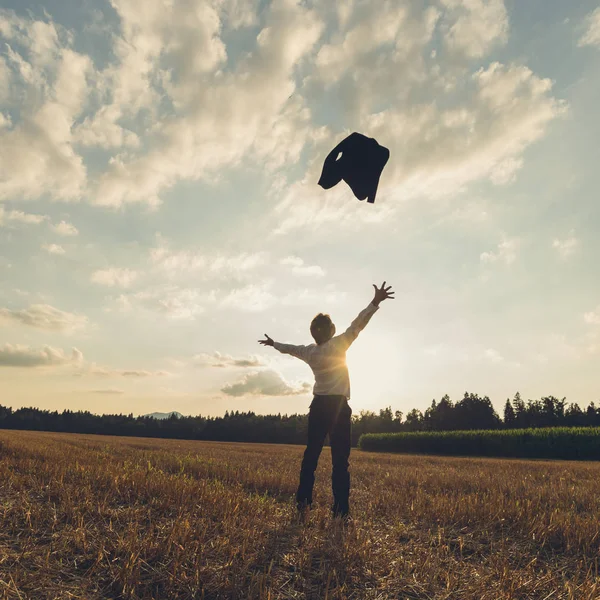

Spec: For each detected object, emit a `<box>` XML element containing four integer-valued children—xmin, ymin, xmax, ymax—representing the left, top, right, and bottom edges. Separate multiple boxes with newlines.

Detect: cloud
<box><xmin>150</xmin><ymin>238</ymin><xmax>266</xmax><ymax>277</ymax></box>
<box><xmin>194</xmin><ymin>351</ymin><xmax>267</xmax><ymax>368</ymax></box>
<box><xmin>51</xmin><ymin>220</ymin><xmax>78</xmax><ymax>236</ymax></box>
<box><xmin>584</xmin><ymin>307</ymin><xmax>600</xmax><ymax>326</ymax></box>
<box><xmin>484</xmin><ymin>348</ymin><xmax>504</xmax><ymax>364</ymax></box>
<box><xmin>275</xmin><ymin>60</ymin><xmax>566</xmax><ymax>233</ymax></box>
<box><xmin>114</xmin><ymin>285</ymin><xmax>216</xmax><ymax>319</ymax></box>
<box><xmin>552</xmin><ymin>231</ymin><xmax>579</xmax><ymax>260</ymax></box>
<box><xmin>439</xmin><ymin>0</ymin><xmax>509</xmax><ymax>59</ymax></box>
<box><xmin>280</xmin><ymin>286</ymin><xmax>346</xmax><ymax>307</ymax></box>
<box><xmin>219</xmin><ymin>0</ymin><xmax>259</xmax><ymax>29</ymax></box>
<box><xmin>88</xmin><ymin>388</ymin><xmax>124</xmax><ymax>394</ymax></box>
<box><xmin>0</xmin><ymin>1</ymin><xmax>564</xmax><ymax>221</ymax></box>
<box><xmin>480</xmin><ymin>237</ymin><xmax>518</xmax><ymax>265</ymax></box>
<box><xmin>0</xmin><ymin>206</ymin><xmax>48</xmax><ymax>226</ymax></box>
<box><xmin>77</xmin><ymin>364</ymin><xmax>171</xmax><ymax>378</ymax></box>
<box><xmin>0</xmin><ymin>343</ymin><xmax>83</xmax><ymax>368</ymax></box>
<box><xmin>315</xmin><ymin>1</ymin><xmax>439</xmax><ymax>85</ymax></box>
<box><xmin>578</xmin><ymin>7</ymin><xmax>600</xmax><ymax>48</ymax></box>
<box><xmin>374</xmin><ymin>62</ymin><xmax>565</xmax><ymax>196</ymax></box>
<box><xmin>0</xmin><ymin>303</ymin><xmax>87</xmax><ymax>332</ymax></box>
<box><xmin>42</xmin><ymin>243</ymin><xmax>65</xmax><ymax>255</ymax></box>
<box><xmin>0</xmin><ymin>12</ymin><xmax>90</xmax><ymax>201</ymax></box>
<box><xmin>113</xmin><ymin>279</ymin><xmax>343</xmax><ymax>318</ymax></box>
<box><xmin>280</xmin><ymin>256</ymin><xmax>325</xmax><ymax>277</ymax></box>
<box><xmin>221</xmin><ymin>283</ymin><xmax>277</xmax><ymax>312</ymax></box>
<box><xmin>221</xmin><ymin>369</ymin><xmax>311</xmax><ymax>397</ymax></box>
<box><xmin>88</xmin><ymin>0</ymin><xmax>324</xmax><ymax>207</ymax></box>
<box><xmin>91</xmin><ymin>268</ymin><xmax>138</xmax><ymax>288</ymax></box>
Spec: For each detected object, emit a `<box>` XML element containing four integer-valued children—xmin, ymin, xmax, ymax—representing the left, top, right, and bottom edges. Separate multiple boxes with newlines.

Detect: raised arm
<box><xmin>335</xmin><ymin>282</ymin><xmax>394</xmax><ymax>349</ymax></box>
<box><xmin>258</xmin><ymin>334</ymin><xmax>309</xmax><ymax>362</ymax></box>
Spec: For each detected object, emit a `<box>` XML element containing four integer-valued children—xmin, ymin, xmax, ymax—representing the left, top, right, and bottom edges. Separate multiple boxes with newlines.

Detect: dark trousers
<box><xmin>296</xmin><ymin>395</ymin><xmax>352</xmax><ymax>516</ymax></box>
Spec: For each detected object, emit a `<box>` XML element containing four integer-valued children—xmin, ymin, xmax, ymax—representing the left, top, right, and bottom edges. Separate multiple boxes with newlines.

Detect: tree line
<box><xmin>1</xmin><ymin>392</ymin><xmax>600</xmax><ymax>446</ymax></box>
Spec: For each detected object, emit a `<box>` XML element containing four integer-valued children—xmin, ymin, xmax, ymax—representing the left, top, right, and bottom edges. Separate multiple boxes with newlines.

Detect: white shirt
<box><xmin>273</xmin><ymin>302</ymin><xmax>379</xmax><ymax>399</ymax></box>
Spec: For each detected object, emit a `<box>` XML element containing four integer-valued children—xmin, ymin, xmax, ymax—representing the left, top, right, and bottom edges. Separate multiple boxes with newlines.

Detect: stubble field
<box><xmin>1</xmin><ymin>430</ymin><xmax>600</xmax><ymax>600</ymax></box>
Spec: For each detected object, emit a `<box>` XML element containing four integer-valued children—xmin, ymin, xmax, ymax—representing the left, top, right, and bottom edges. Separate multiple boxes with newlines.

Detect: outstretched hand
<box><xmin>372</xmin><ymin>281</ymin><xmax>394</xmax><ymax>306</ymax></box>
<box><xmin>258</xmin><ymin>334</ymin><xmax>274</xmax><ymax>347</ymax></box>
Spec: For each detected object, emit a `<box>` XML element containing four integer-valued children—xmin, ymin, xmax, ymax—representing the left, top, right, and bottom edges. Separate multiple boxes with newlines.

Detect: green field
<box><xmin>1</xmin><ymin>429</ymin><xmax>600</xmax><ymax>599</ymax></box>
<box><xmin>359</xmin><ymin>427</ymin><xmax>600</xmax><ymax>460</ymax></box>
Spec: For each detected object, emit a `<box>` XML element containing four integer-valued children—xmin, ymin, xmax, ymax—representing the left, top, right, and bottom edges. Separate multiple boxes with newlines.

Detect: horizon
<box><xmin>2</xmin><ymin>389</ymin><xmax>597</xmax><ymax>421</ymax></box>
<box><xmin>1</xmin><ymin>0</ymin><xmax>599</xmax><ymax>419</ymax></box>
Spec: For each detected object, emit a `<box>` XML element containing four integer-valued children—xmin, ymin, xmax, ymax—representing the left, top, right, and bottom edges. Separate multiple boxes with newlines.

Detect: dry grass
<box><xmin>1</xmin><ymin>430</ymin><xmax>600</xmax><ymax>599</ymax></box>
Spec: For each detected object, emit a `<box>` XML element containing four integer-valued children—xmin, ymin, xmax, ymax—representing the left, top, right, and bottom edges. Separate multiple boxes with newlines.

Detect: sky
<box><xmin>0</xmin><ymin>0</ymin><xmax>599</xmax><ymax>418</ymax></box>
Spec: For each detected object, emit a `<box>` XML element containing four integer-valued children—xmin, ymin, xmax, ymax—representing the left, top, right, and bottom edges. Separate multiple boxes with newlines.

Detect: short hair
<box><xmin>311</xmin><ymin>313</ymin><xmax>335</xmax><ymax>344</ymax></box>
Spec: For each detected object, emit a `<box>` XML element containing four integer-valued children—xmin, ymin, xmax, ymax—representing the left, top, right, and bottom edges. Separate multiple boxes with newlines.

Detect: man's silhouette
<box><xmin>259</xmin><ymin>282</ymin><xmax>394</xmax><ymax>519</ymax></box>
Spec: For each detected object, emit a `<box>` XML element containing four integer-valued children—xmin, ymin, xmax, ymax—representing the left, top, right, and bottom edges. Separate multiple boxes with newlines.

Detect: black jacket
<box><xmin>318</xmin><ymin>132</ymin><xmax>390</xmax><ymax>204</ymax></box>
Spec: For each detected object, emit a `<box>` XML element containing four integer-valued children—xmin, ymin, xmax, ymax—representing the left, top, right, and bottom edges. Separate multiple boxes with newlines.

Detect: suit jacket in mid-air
<box><xmin>317</xmin><ymin>132</ymin><xmax>390</xmax><ymax>204</ymax></box>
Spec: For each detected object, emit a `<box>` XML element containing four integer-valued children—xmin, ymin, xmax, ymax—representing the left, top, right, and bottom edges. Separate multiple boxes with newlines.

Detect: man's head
<box><xmin>311</xmin><ymin>313</ymin><xmax>336</xmax><ymax>345</ymax></box>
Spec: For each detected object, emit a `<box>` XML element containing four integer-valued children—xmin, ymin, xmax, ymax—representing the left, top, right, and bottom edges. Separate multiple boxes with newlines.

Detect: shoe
<box><xmin>331</xmin><ymin>504</ymin><xmax>350</xmax><ymax>520</ymax></box>
<box><xmin>296</xmin><ymin>501</ymin><xmax>311</xmax><ymax>522</ymax></box>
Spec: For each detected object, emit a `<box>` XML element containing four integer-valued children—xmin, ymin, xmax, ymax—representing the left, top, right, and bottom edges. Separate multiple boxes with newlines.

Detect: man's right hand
<box><xmin>258</xmin><ymin>334</ymin><xmax>274</xmax><ymax>347</ymax></box>
<box><xmin>372</xmin><ymin>282</ymin><xmax>394</xmax><ymax>307</ymax></box>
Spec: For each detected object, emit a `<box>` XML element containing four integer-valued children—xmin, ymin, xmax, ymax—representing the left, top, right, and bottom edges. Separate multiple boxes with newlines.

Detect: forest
<box><xmin>2</xmin><ymin>392</ymin><xmax>600</xmax><ymax>446</ymax></box>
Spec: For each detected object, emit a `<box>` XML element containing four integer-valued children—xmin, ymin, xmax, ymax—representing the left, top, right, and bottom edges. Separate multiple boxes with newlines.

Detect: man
<box><xmin>259</xmin><ymin>282</ymin><xmax>394</xmax><ymax>519</ymax></box>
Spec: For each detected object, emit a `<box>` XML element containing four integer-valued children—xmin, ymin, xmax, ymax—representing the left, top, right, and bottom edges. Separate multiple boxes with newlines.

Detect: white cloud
<box><xmin>90</xmin><ymin>0</ymin><xmax>324</xmax><ymax>207</ymax></box>
<box><xmin>280</xmin><ymin>287</ymin><xmax>346</xmax><ymax>307</ymax></box>
<box><xmin>280</xmin><ymin>256</ymin><xmax>304</xmax><ymax>268</ymax></box>
<box><xmin>0</xmin><ymin>205</ymin><xmax>48</xmax><ymax>226</ymax></box>
<box><xmin>112</xmin><ymin>278</ymin><xmax>342</xmax><ymax>318</ymax></box>
<box><xmin>114</xmin><ymin>285</ymin><xmax>216</xmax><ymax>319</ymax></box>
<box><xmin>0</xmin><ymin>1</ymin><xmax>564</xmax><ymax>222</ymax></box>
<box><xmin>194</xmin><ymin>351</ymin><xmax>267</xmax><ymax>368</ymax></box>
<box><xmin>42</xmin><ymin>243</ymin><xmax>65</xmax><ymax>255</ymax></box>
<box><xmin>310</xmin><ymin>1</ymin><xmax>441</xmax><ymax>126</ymax></box>
<box><xmin>0</xmin><ymin>12</ymin><xmax>90</xmax><ymax>201</ymax></box>
<box><xmin>150</xmin><ymin>243</ymin><xmax>207</xmax><ymax>272</ymax></box>
<box><xmin>221</xmin><ymin>369</ymin><xmax>311</xmax><ymax>397</ymax></box>
<box><xmin>280</xmin><ymin>256</ymin><xmax>325</xmax><ymax>277</ymax></box>
<box><xmin>150</xmin><ymin>237</ymin><xmax>266</xmax><ymax>277</ymax></box>
<box><xmin>89</xmin><ymin>388</ymin><xmax>125</xmax><ymax>394</ymax></box>
<box><xmin>218</xmin><ymin>0</ymin><xmax>259</xmax><ymax>29</ymax></box>
<box><xmin>552</xmin><ymin>231</ymin><xmax>579</xmax><ymax>260</ymax></box>
<box><xmin>380</xmin><ymin>62</ymin><xmax>565</xmax><ymax>197</ymax></box>
<box><xmin>584</xmin><ymin>307</ymin><xmax>600</xmax><ymax>326</ymax></box>
<box><xmin>275</xmin><ymin>61</ymin><xmax>565</xmax><ymax>234</ymax></box>
<box><xmin>0</xmin><ymin>303</ymin><xmax>87</xmax><ymax>332</ymax></box>
<box><xmin>439</xmin><ymin>0</ymin><xmax>509</xmax><ymax>59</ymax></box>
<box><xmin>480</xmin><ymin>237</ymin><xmax>518</xmax><ymax>265</ymax></box>
<box><xmin>315</xmin><ymin>2</ymin><xmax>437</xmax><ymax>84</ymax></box>
<box><xmin>0</xmin><ymin>343</ymin><xmax>83</xmax><ymax>368</ymax></box>
<box><xmin>81</xmin><ymin>365</ymin><xmax>170</xmax><ymax>378</ymax></box>
<box><xmin>91</xmin><ymin>268</ymin><xmax>138</xmax><ymax>288</ymax></box>
<box><xmin>222</xmin><ymin>282</ymin><xmax>277</xmax><ymax>312</ymax></box>
<box><xmin>484</xmin><ymin>347</ymin><xmax>504</xmax><ymax>363</ymax></box>
<box><xmin>209</xmin><ymin>253</ymin><xmax>267</xmax><ymax>274</ymax></box>
<box><xmin>578</xmin><ymin>7</ymin><xmax>600</xmax><ymax>48</ymax></box>
<box><xmin>51</xmin><ymin>220</ymin><xmax>78</xmax><ymax>236</ymax></box>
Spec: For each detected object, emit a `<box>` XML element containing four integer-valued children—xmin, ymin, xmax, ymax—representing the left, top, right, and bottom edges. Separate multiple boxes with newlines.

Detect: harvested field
<box><xmin>1</xmin><ymin>429</ymin><xmax>600</xmax><ymax>599</ymax></box>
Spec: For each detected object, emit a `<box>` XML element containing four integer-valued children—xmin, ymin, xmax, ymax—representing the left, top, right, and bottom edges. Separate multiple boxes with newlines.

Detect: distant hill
<box><xmin>143</xmin><ymin>411</ymin><xmax>184</xmax><ymax>420</ymax></box>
